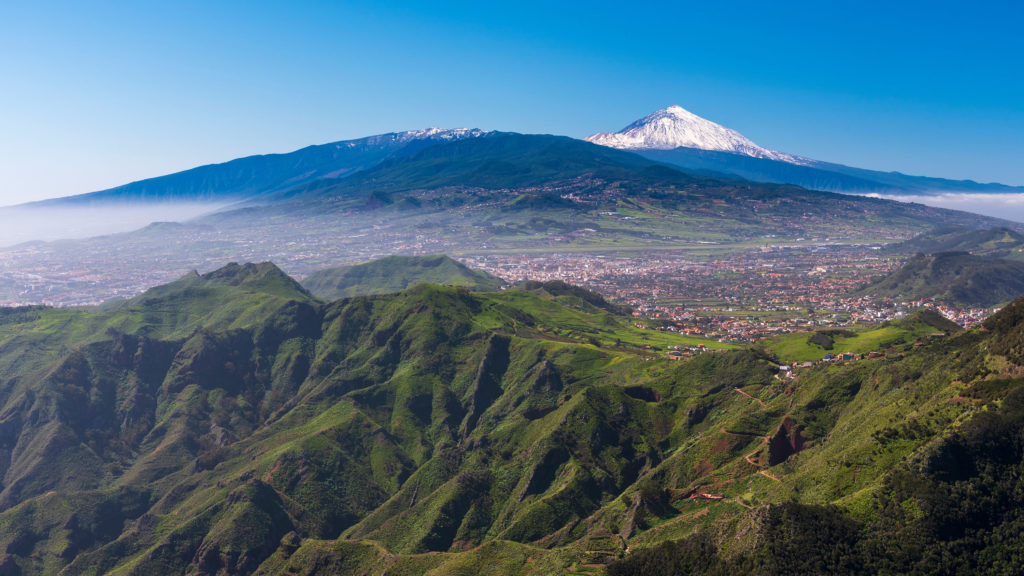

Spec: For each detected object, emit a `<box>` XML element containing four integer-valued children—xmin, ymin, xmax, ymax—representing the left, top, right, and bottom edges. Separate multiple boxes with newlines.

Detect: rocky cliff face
<box><xmin>768</xmin><ymin>416</ymin><xmax>805</xmax><ymax>466</ymax></box>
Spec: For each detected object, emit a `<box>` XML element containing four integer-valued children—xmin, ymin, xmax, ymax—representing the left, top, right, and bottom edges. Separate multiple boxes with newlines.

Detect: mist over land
<box><xmin>0</xmin><ymin>202</ymin><xmax>227</xmax><ymax>247</ymax></box>
<box><xmin>1</xmin><ymin>189</ymin><xmax>1019</xmax><ymax>252</ymax></box>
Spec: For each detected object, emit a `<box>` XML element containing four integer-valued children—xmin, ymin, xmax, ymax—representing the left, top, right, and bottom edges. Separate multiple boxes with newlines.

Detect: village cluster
<box><xmin>465</xmin><ymin>245</ymin><xmax>995</xmax><ymax>344</ymax></box>
<box><xmin>0</xmin><ymin>230</ymin><xmax>997</xmax><ymax>351</ymax></box>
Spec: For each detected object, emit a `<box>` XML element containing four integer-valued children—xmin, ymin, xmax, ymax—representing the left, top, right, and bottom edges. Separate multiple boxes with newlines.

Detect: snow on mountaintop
<box><xmin>346</xmin><ymin>127</ymin><xmax>489</xmax><ymax>148</ymax></box>
<box><xmin>398</xmin><ymin>127</ymin><xmax>488</xmax><ymax>141</ymax></box>
<box><xmin>586</xmin><ymin>105</ymin><xmax>803</xmax><ymax>163</ymax></box>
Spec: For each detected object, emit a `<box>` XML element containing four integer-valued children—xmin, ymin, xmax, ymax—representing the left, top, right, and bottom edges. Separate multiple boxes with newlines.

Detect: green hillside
<box><xmin>887</xmin><ymin>225</ymin><xmax>1024</xmax><ymax>260</ymax></box>
<box><xmin>764</xmin><ymin>309</ymin><xmax>961</xmax><ymax>363</ymax></box>
<box><xmin>854</xmin><ymin>251</ymin><xmax>1024</xmax><ymax>307</ymax></box>
<box><xmin>516</xmin><ymin>279</ymin><xmax>633</xmax><ymax>315</ymax></box>
<box><xmin>3</xmin><ymin>261</ymin><xmax>1024</xmax><ymax>574</ymax></box>
<box><xmin>0</xmin><ymin>261</ymin><xmax>730</xmax><ymax>575</ymax></box>
<box><xmin>609</xmin><ymin>297</ymin><xmax>1024</xmax><ymax>575</ymax></box>
<box><xmin>300</xmin><ymin>255</ymin><xmax>504</xmax><ymax>300</ymax></box>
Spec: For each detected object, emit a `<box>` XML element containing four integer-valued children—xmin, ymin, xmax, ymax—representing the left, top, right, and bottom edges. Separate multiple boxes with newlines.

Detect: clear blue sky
<box><xmin>1</xmin><ymin>0</ymin><xmax>1022</xmax><ymax>204</ymax></box>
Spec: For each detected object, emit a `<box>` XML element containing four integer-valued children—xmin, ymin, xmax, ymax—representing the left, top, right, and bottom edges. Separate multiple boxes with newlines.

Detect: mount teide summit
<box><xmin>6</xmin><ymin>108</ymin><xmax>1021</xmax><ymax>254</ymax></box>
<box><xmin>23</xmin><ymin>106</ymin><xmax>1023</xmax><ymax>210</ymax></box>
<box><xmin>587</xmin><ymin>105</ymin><xmax>1024</xmax><ymax>196</ymax></box>
<box><xmin>586</xmin><ymin>105</ymin><xmax>803</xmax><ymax>163</ymax></box>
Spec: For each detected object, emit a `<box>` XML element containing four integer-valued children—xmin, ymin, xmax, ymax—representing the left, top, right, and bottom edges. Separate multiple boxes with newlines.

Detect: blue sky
<box><xmin>1</xmin><ymin>0</ymin><xmax>1022</xmax><ymax>204</ymax></box>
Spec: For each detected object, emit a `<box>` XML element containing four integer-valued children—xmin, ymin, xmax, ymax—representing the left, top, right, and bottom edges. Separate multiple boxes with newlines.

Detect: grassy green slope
<box><xmin>608</xmin><ymin>298</ymin><xmax>1024</xmax><ymax>575</ymax></box>
<box><xmin>853</xmin><ymin>251</ymin><xmax>1024</xmax><ymax>307</ymax></box>
<box><xmin>300</xmin><ymin>255</ymin><xmax>504</xmax><ymax>300</ymax></box>
<box><xmin>5</xmin><ymin>259</ymin><xmax>1024</xmax><ymax>575</ymax></box>
<box><xmin>0</xmin><ymin>261</ymin><xmax>736</xmax><ymax>575</ymax></box>
<box><xmin>763</xmin><ymin>309</ymin><xmax>961</xmax><ymax>363</ymax></box>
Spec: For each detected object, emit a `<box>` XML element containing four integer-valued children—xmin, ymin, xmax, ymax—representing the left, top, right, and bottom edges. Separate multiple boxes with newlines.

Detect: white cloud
<box><xmin>871</xmin><ymin>193</ymin><xmax>1024</xmax><ymax>224</ymax></box>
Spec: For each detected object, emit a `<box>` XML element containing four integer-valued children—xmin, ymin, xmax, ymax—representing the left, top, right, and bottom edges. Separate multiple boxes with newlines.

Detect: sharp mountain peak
<box><xmin>586</xmin><ymin>105</ymin><xmax>804</xmax><ymax>163</ymax></box>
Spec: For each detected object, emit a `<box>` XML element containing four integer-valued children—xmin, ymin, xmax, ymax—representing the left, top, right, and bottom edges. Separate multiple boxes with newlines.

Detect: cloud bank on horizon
<box><xmin>867</xmin><ymin>193</ymin><xmax>1024</xmax><ymax>225</ymax></box>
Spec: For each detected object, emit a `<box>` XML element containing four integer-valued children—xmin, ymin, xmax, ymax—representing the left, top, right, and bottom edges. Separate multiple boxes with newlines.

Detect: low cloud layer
<box><xmin>0</xmin><ymin>203</ymin><xmax>225</xmax><ymax>247</ymax></box>
<box><xmin>865</xmin><ymin>193</ymin><xmax>1024</xmax><ymax>224</ymax></box>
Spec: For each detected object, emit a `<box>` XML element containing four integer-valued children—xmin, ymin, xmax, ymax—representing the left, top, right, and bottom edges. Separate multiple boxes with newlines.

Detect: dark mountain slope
<box><xmin>213</xmin><ymin>133</ymin><xmax>1019</xmax><ymax>243</ymax></box>
<box><xmin>27</xmin><ymin>130</ymin><xmax>486</xmax><ymax>207</ymax></box>
<box><xmin>886</xmin><ymin>226</ymin><xmax>1024</xmax><ymax>259</ymax></box>
<box><xmin>300</xmin><ymin>255</ymin><xmax>504</xmax><ymax>300</ymax></box>
<box><xmin>853</xmin><ymin>251</ymin><xmax>1024</xmax><ymax>307</ymax></box>
<box><xmin>259</xmin><ymin>133</ymin><xmax>673</xmax><ymax>206</ymax></box>
<box><xmin>638</xmin><ymin>147</ymin><xmax>893</xmax><ymax>194</ymax></box>
<box><xmin>636</xmin><ymin>142</ymin><xmax>1024</xmax><ymax>197</ymax></box>
<box><xmin>357</xmin><ymin>132</ymin><xmax>659</xmax><ymax>188</ymax></box>
<box><xmin>248</xmin><ymin>135</ymin><xmax>1011</xmax><ymax>225</ymax></box>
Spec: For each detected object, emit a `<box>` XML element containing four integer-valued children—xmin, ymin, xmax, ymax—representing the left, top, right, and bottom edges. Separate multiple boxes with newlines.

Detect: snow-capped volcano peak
<box><xmin>586</xmin><ymin>105</ymin><xmax>800</xmax><ymax>162</ymax></box>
